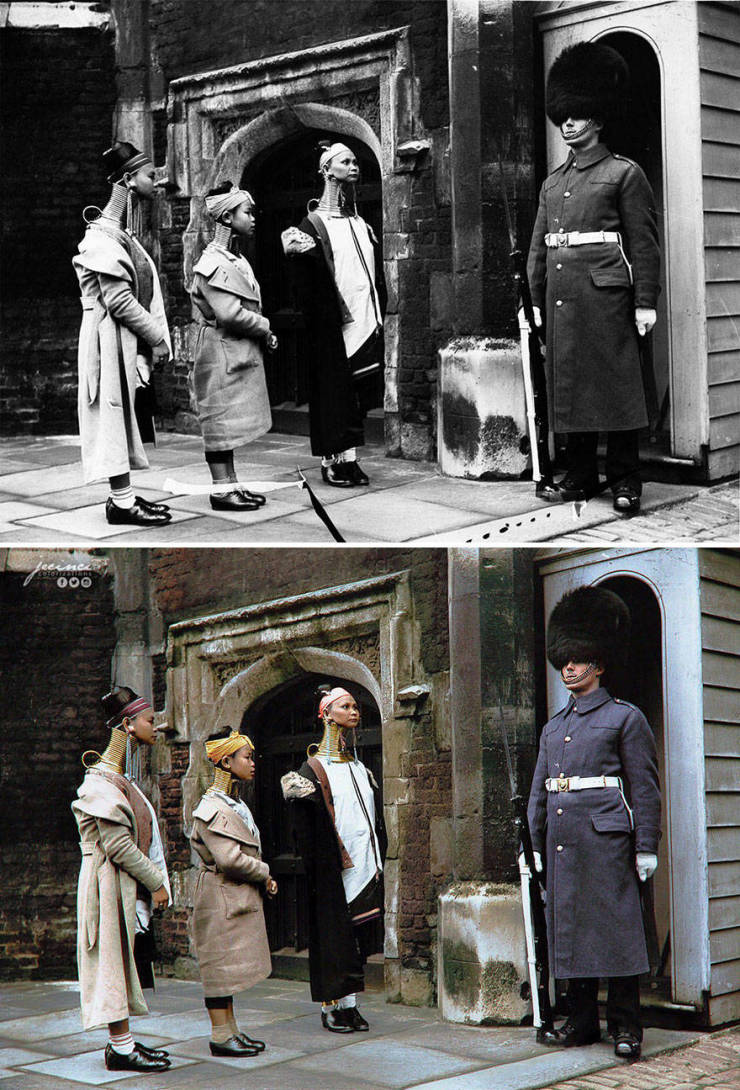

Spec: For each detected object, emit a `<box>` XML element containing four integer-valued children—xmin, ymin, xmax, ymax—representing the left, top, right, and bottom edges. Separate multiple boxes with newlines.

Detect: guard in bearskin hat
<box><xmin>526</xmin><ymin>586</ymin><xmax>661</xmax><ymax>1060</ymax></box>
<box><xmin>525</xmin><ymin>42</ymin><xmax>661</xmax><ymax>515</ymax></box>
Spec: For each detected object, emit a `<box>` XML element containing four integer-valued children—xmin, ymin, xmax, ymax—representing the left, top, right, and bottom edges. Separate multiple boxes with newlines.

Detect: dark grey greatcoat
<box><xmin>527</xmin><ymin>143</ymin><xmax>660</xmax><ymax>433</ymax></box>
<box><xmin>527</xmin><ymin>687</ymin><xmax>661</xmax><ymax>979</ymax></box>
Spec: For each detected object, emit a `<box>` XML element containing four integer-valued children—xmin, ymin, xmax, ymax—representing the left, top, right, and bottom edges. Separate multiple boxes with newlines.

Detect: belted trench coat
<box><xmin>190</xmin><ymin>793</ymin><xmax>272</xmax><ymax>997</ymax></box>
<box><xmin>527</xmin><ymin>144</ymin><xmax>660</xmax><ymax>433</ymax></box>
<box><xmin>73</xmin><ymin>225</ymin><xmax>171</xmax><ymax>482</ymax></box>
<box><xmin>71</xmin><ymin>770</ymin><xmax>166</xmax><ymax>1028</ymax></box>
<box><xmin>527</xmin><ymin>687</ymin><xmax>661</xmax><ymax>978</ymax></box>
<box><xmin>190</xmin><ymin>244</ymin><xmax>272</xmax><ymax>452</ymax></box>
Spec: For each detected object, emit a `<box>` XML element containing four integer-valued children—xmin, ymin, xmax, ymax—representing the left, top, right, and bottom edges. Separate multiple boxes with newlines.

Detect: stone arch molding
<box><xmin>160</xmin><ymin>571</ymin><xmax>432</xmax><ymax>826</ymax></box>
<box><xmin>182</xmin><ymin>102</ymin><xmax>383</xmax><ymax>287</ymax></box>
<box><xmin>216</xmin><ymin>645</ymin><xmax>383</xmax><ymax>728</ymax></box>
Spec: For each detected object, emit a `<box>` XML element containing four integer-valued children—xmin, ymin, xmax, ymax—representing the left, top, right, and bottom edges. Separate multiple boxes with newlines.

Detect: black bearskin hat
<box><xmin>546</xmin><ymin>41</ymin><xmax>629</xmax><ymax>126</ymax></box>
<box><xmin>546</xmin><ymin>586</ymin><xmax>630</xmax><ymax>670</ymax></box>
<box><xmin>102</xmin><ymin>140</ymin><xmax>152</xmax><ymax>183</ymax></box>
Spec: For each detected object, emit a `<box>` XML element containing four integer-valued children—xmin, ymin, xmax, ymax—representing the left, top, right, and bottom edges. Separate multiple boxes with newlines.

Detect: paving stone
<box><xmin>18</xmin><ymin>504</ymin><xmax>199</xmax><ymax>540</ymax></box>
<box><xmin>0</xmin><ymin>1047</ymin><xmax>58</xmax><ymax>1066</ymax></box>
<box><xmin>292</xmin><ymin>1039</ymin><xmax>483</xmax><ymax>1087</ymax></box>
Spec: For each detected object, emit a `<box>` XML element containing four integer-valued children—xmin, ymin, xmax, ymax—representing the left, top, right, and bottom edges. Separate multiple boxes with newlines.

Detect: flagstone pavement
<box><xmin>0</xmin><ymin>433</ymin><xmax>736</xmax><ymax>545</ymax></box>
<box><xmin>0</xmin><ymin>977</ymin><xmax>732</xmax><ymax>1090</ymax></box>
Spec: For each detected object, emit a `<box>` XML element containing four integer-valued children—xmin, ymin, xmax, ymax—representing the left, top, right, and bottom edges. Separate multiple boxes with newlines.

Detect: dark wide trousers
<box><xmin>565</xmin><ymin>975</ymin><xmax>642</xmax><ymax>1040</ymax></box>
<box><xmin>564</xmin><ymin>430</ymin><xmax>641</xmax><ymax>495</ymax></box>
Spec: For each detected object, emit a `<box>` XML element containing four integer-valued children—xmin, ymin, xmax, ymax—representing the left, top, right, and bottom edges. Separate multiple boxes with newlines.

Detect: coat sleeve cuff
<box><xmin>635</xmin><ymin>828</ymin><xmax>660</xmax><ymax>853</ymax></box>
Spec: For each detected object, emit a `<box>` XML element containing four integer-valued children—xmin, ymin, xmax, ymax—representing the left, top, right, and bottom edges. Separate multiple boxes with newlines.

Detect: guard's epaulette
<box><xmin>612</xmin><ymin>154</ymin><xmax>638</xmax><ymax>169</ymax></box>
<box><xmin>613</xmin><ymin>697</ymin><xmax>638</xmax><ymax>710</ymax></box>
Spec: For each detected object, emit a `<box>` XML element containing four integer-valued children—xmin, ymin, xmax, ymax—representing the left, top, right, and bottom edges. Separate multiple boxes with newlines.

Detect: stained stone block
<box><xmin>438</xmin><ymin>883</ymin><xmax>529</xmax><ymax>1025</ymax></box>
<box><xmin>438</xmin><ymin>338</ymin><xmax>529</xmax><ymax>480</ymax></box>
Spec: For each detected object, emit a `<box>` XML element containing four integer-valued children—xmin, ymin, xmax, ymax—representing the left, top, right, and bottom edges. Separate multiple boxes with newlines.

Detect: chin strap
<box><xmin>562</xmin><ymin>662</ymin><xmax>596</xmax><ymax>684</ymax></box>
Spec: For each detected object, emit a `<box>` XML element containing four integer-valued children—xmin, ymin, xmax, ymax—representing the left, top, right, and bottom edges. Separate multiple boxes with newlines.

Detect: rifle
<box><xmin>496</xmin><ymin>153</ymin><xmax>556</xmax><ymax>497</ymax></box>
<box><xmin>499</xmin><ymin>712</ymin><xmax>555</xmax><ymax>1041</ymax></box>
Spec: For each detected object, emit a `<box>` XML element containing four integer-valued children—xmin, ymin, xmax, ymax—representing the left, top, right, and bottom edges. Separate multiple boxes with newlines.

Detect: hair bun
<box><xmin>206</xmin><ymin>181</ymin><xmax>234</xmax><ymax>198</ymax></box>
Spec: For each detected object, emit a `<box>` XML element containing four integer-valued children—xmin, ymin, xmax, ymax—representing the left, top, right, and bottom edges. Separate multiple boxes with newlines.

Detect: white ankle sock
<box><xmin>109</xmin><ymin>485</ymin><xmax>135</xmax><ymax>509</ymax></box>
<box><xmin>108</xmin><ymin>1030</ymin><xmax>135</xmax><ymax>1055</ymax></box>
<box><xmin>337</xmin><ymin>994</ymin><xmax>357</xmax><ymax>1010</ymax></box>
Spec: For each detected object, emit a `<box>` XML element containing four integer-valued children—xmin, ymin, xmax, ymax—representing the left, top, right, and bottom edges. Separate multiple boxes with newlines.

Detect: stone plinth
<box><xmin>438</xmin><ymin>882</ymin><xmax>529</xmax><ymax>1025</ymax></box>
<box><xmin>438</xmin><ymin>338</ymin><xmax>529</xmax><ymax>479</ymax></box>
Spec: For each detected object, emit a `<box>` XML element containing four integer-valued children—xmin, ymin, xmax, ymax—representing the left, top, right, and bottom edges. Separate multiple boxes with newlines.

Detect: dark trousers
<box><xmin>564</xmin><ymin>430</ymin><xmax>641</xmax><ymax>494</ymax></box>
<box><xmin>566</xmin><ymin>975</ymin><xmax>642</xmax><ymax>1040</ymax></box>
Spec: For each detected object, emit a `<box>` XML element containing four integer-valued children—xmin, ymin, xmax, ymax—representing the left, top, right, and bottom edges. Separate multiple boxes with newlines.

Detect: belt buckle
<box><xmin>557</xmin><ymin>231</ymin><xmax>567</xmax><ymax>248</ymax></box>
<box><xmin>558</xmin><ymin>776</ymin><xmax>569</xmax><ymax>792</ymax></box>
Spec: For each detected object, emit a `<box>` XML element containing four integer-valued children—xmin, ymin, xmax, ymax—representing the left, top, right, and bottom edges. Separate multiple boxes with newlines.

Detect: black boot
<box><xmin>614</xmin><ymin>1032</ymin><xmax>641</xmax><ymax>1060</ymax></box>
<box><xmin>343</xmin><ymin>461</ymin><xmax>369</xmax><ymax>486</ymax></box>
<box><xmin>321</xmin><ymin>463</ymin><xmax>354</xmax><ymax>488</ymax></box>
<box><xmin>344</xmin><ymin>1007</ymin><xmax>369</xmax><ymax>1031</ymax></box>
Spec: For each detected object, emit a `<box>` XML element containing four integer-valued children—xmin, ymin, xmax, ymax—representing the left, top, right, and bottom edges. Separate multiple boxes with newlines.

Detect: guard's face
<box><xmin>228</xmin><ymin>200</ymin><xmax>257</xmax><ymax>238</ymax></box>
<box><xmin>560</xmin><ymin>118</ymin><xmax>602</xmax><ymax>146</ymax></box>
<box><xmin>128</xmin><ymin>165</ymin><xmax>157</xmax><ymax>200</ymax></box>
<box><xmin>327</xmin><ymin>151</ymin><xmax>360</xmax><ymax>183</ymax></box>
<box><xmin>224</xmin><ymin>745</ymin><xmax>256</xmax><ymax>782</ymax></box>
<box><xmin>126</xmin><ymin>708</ymin><xmax>157</xmax><ymax>746</ymax></box>
<box><xmin>328</xmin><ymin>695</ymin><xmax>360</xmax><ymax>730</ymax></box>
<box><xmin>560</xmin><ymin>660</ymin><xmax>604</xmax><ymax>692</ymax></box>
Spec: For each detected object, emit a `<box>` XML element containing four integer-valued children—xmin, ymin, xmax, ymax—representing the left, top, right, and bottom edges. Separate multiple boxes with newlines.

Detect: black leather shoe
<box><xmin>343</xmin><ymin>461</ymin><xmax>369</xmax><ymax>486</ymax></box>
<box><xmin>321</xmin><ymin>463</ymin><xmax>355</xmax><ymax>488</ymax></box>
<box><xmin>321</xmin><ymin>1008</ymin><xmax>354</xmax><ymax>1033</ymax></box>
<box><xmin>536</xmin><ymin>481</ymin><xmax>563</xmax><ymax>503</ymax></box>
<box><xmin>104</xmin><ymin>1044</ymin><xmax>171</xmax><ymax>1071</ymax></box>
<box><xmin>344</xmin><ymin>1007</ymin><xmax>369</xmax><ymax>1030</ymax></box>
<box><xmin>209</xmin><ymin>1035</ymin><xmax>261</xmax><ymax>1057</ymax></box>
<box><xmin>557</xmin><ymin>1021</ymin><xmax>601</xmax><ymax>1048</ymax></box>
<box><xmin>239</xmin><ymin>489</ymin><xmax>266</xmax><ymax>506</ymax></box>
<box><xmin>553</xmin><ymin>475</ymin><xmax>600</xmax><ymax>502</ymax></box>
<box><xmin>612</xmin><ymin>488</ymin><xmax>641</xmax><ymax>516</ymax></box>
<box><xmin>134</xmin><ymin>1041</ymin><xmax>170</xmax><ymax>1060</ymax></box>
<box><xmin>209</xmin><ymin>490</ymin><xmax>261</xmax><ymax>511</ymax></box>
<box><xmin>538</xmin><ymin>1025</ymin><xmax>565</xmax><ymax>1045</ymax></box>
<box><xmin>614</xmin><ymin>1032</ymin><xmax>641</xmax><ymax>1060</ymax></box>
<box><xmin>236</xmin><ymin>1032</ymin><xmax>265</xmax><ymax>1052</ymax></box>
<box><xmin>134</xmin><ymin>495</ymin><xmax>170</xmax><ymax>515</ymax></box>
<box><xmin>105</xmin><ymin>498</ymin><xmax>172</xmax><ymax>526</ymax></box>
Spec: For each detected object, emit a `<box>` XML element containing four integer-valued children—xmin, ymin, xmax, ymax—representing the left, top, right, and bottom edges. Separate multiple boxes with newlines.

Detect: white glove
<box><xmin>636</xmin><ymin>852</ymin><xmax>658</xmax><ymax>882</ymax></box>
<box><xmin>635</xmin><ymin>307</ymin><xmax>657</xmax><ymax>336</ymax></box>
<box><xmin>518</xmin><ymin>850</ymin><xmax>543</xmax><ymax>873</ymax></box>
<box><xmin>518</xmin><ymin>305</ymin><xmax>542</xmax><ymax>333</ymax></box>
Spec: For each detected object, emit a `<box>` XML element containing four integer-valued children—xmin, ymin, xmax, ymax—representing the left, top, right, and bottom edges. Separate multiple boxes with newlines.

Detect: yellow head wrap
<box><xmin>205</xmin><ymin>730</ymin><xmax>254</xmax><ymax>764</ymax></box>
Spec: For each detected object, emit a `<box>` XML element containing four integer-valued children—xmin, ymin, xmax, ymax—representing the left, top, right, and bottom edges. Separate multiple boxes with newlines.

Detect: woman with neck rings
<box><xmin>282</xmin><ymin>686</ymin><xmax>386</xmax><ymax>1033</ymax></box>
<box><xmin>71</xmin><ymin>687</ymin><xmax>172</xmax><ymax>1073</ymax></box>
<box><xmin>190</xmin><ymin>730</ymin><xmax>278</xmax><ymax>1057</ymax></box>
<box><xmin>72</xmin><ymin>142</ymin><xmax>173</xmax><ymax>527</ymax></box>
<box><xmin>190</xmin><ymin>183</ymin><xmax>278</xmax><ymax>512</ymax></box>
<box><xmin>282</xmin><ymin>143</ymin><xmax>387</xmax><ymax>488</ymax></box>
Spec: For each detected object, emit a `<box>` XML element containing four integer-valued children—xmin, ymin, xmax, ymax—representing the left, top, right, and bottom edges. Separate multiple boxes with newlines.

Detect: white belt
<box><xmin>545</xmin><ymin>775</ymin><xmax>621</xmax><ymax>792</ymax></box>
<box><xmin>545</xmin><ymin>231</ymin><xmax>620</xmax><ymax>248</ymax></box>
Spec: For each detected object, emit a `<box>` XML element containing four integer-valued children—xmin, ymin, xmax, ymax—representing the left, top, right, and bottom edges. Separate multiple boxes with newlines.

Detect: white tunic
<box><xmin>317</xmin><ymin>757</ymin><xmax>383</xmax><ymax>904</ymax></box>
<box><xmin>128</xmin><ymin>779</ymin><xmax>172</xmax><ymax>933</ymax></box>
<box><xmin>319</xmin><ymin>214</ymin><xmax>381</xmax><ymax>357</ymax></box>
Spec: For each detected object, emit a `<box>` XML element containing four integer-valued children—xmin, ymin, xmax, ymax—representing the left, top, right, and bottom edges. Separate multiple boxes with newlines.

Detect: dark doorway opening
<box><xmin>598</xmin><ymin>32</ymin><xmax>670</xmax><ymax>455</ymax></box>
<box><xmin>600</xmin><ymin>575</ymin><xmax>672</xmax><ymax>1002</ymax></box>
<box><xmin>241</xmin><ymin>132</ymin><xmax>383</xmax><ymax>422</ymax></box>
<box><xmin>242</xmin><ymin>671</ymin><xmax>384</xmax><ymax>959</ymax></box>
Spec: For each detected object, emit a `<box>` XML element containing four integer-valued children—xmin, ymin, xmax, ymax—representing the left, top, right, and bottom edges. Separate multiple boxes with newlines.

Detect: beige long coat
<box><xmin>190</xmin><ymin>244</ymin><xmax>272</xmax><ymax>451</ymax></box>
<box><xmin>73</xmin><ymin>225</ymin><xmax>171</xmax><ymax>483</ymax></box>
<box><xmin>71</xmin><ymin>770</ymin><xmax>166</xmax><ymax>1029</ymax></box>
<box><xmin>190</xmin><ymin>794</ymin><xmax>272</xmax><ymax>996</ymax></box>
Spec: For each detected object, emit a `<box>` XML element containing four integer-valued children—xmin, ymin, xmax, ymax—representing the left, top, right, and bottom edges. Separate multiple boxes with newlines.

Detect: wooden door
<box><xmin>242</xmin><ymin>133</ymin><xmax>383</xmax><ymax>409</ymax></box>
<box><xmin>244</xmin><ymin>672</ymin><xmax>383</xmax><ymax>955</ymax></box>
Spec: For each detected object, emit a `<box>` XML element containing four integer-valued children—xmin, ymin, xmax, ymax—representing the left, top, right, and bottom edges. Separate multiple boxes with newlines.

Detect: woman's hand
<box><xmin>265</xmin><ymin>877</ymin><xmax>278</xmax><ymax>898</ymax></box>
<box><xmin>152</xmin><ymin>885</ymin><xmax>169</xmax><ymax>909</ymax></box>
<box><xmin>152</xmin><ymin>340</ymin><xmax>170</xmax><ymax>365</ymax></box>
<box><xmin>265</xmin><ymin>333</ymin><xmax>279</xmax><ymax>353</ymax></box>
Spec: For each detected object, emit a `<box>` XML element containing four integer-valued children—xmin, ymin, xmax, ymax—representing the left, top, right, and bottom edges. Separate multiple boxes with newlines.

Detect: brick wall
<box><xmin>0</xmin><ymin>566</ymin><xmax>116</xmax><ymax>979</ymax></box>
<box><xmin>0</xmin><ymin>27</ymin><xmax>117</xmax><ymax>435</ymax></box>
